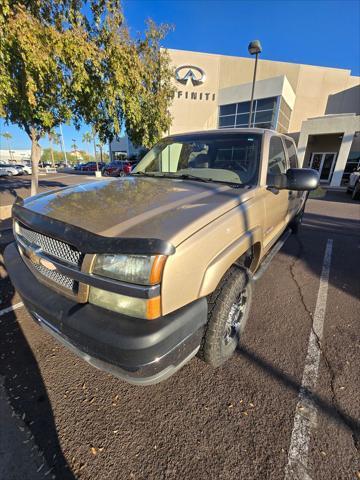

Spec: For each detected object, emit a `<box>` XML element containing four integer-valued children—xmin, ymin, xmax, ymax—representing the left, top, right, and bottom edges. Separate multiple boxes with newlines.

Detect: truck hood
<box><xmin>23</xmin><ymin>177</ymin><xmax>255</xmax><ymax>247</ymax></box>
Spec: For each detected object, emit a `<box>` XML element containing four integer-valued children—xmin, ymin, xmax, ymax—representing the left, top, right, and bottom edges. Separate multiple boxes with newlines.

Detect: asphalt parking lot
<box><xmin>0</xmin><ymin>179</ymin><xmax>359</xmax><ymax>480</ymax></box>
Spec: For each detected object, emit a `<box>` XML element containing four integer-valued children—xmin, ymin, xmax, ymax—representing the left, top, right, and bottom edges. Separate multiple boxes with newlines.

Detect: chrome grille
<box><xmin>31</xmin><ymin>261</ymin><xmax>76</xmax><ymax>291</ymax></box>
<box><xmin>15</xmin><ymin>222</ymin><xmax>83</xmax><ymax>294</ymax></box>
<box><xmin>17</xmin><ymin>223</ymin><xmax>82</xmax><ymax>266</ymax></box>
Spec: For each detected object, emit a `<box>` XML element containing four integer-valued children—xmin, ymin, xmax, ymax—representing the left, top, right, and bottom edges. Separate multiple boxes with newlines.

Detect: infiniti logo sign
<box><xmin>175</xmin><ymin>65</ymin><xmax>206</xmax><ymax>86</ymax></box>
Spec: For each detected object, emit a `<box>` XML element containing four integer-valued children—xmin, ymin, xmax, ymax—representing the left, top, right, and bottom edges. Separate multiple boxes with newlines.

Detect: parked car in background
<box><xmin>74</xmin><ymin>163</ymin><xmax>85</xmax><ymax>170</ymax></box>
<box><xmin>0</xmin><ymin>165</ymin><xmax>19</xmax><ymax>176</ymax></box>
<box><xmin>13</xmin><ymin>164</ymin><xmax>30</xmax><ymax>175</ymax></box>
<box><xmin>10</xmin><ymin>165</ymin><xmax>24</xmax><ymax>175</ymax></box>
<box><xmin>81</xmin><ymin>161</ymin><xmax>105</xmax><ymax>172</ymax></box>
<box><xmin>347</xmin><ymin>167</ymin><xmax>360</xmax><ymax>200</ymax></box>
<box><xmin>38</xmin><ymin>161</ymin><xmax>52</xmax><ymax>168</ymax></box>
<box><xmin>20</xmin><ymin>164</ymin><xmax>32</xmax><ymax>175</ymax></box>
<box><xmin>102</xmin><ymin>160</ymin><xmax>137</xmax><ymax>176</ymax></box>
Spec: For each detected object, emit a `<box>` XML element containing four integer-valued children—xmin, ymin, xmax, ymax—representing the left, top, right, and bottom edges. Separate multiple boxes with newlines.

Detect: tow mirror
<box><xmin>267</xmin><ymin>168</ymin><xmax>319</xmax><ymax>191</ymax></box>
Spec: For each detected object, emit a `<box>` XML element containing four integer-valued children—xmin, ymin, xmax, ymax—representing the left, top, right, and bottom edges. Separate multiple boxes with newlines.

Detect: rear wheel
<box><xmin>289</xmin><ymin>206</ymin><xmax>305</xmax><ymax>234</ymax></box>
<box><xmin>7</xmin><ymin>171</ymin><xmax>13</xmax><ymax>177</ymax></box>
<box><xmin>199</xmin><ymin>267</ymin><xmax>252</xmax><ymax>368</ymax></box>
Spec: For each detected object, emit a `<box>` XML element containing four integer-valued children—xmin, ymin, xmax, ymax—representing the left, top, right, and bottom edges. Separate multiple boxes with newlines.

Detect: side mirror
<box><xmin>285</xmin><ymin>168</ymin><xmax>320</xmax><ymax>191</ymax></box>
<box><xmin>267</xmin><ymin>168</ymin><xmax>319</xmax><ymax>191</ymax></box>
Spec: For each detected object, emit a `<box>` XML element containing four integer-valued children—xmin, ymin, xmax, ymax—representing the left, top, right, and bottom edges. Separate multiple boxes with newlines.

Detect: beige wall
<box><xmin>168</xmin><ymin>50</ymin><xmax>221</xmax><ymax>134</ymax></box>
<box><xmin>168</xmin><ymin>48</ymin><xmax>360</xmax><ymax>134</ymax></box>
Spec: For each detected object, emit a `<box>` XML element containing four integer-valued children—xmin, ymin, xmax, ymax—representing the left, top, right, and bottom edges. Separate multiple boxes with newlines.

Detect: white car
<box><xmin>347</xmin><ymin>168</ymin><xmax>360</xmax><ymax>191</ymax></box>
<box><xmin>18</xmin><ymin>164</ymin><xmax>32</xmax><ymax>174</ymax></box>
<box><xmin>348</xmin><ymin>167</ymin><xmax>360</xmax><ymax>200</ymax></box>
<box><xmin>0</xmin><ymin>165</ymin><xmax>19</xmax><ymax>176</ymax></box>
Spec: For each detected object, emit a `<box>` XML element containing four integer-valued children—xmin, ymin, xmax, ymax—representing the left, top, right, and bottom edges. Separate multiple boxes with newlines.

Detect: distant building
<box><xmin>109</xmin><ymin>48</ymin><xmax>360</xmax><ymax>186</ymax></box>
<box><xmin>0</xmin><ymin>149</ymin><xmax>32</xmax><ymax>164</ymax></box>
<box><xmin>108</xmin><ymin>136</ymin><xmax>141</xmax><ymax>161</ymax></box>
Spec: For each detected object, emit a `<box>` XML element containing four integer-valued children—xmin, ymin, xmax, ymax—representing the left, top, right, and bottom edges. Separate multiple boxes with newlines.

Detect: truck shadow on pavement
<box><xmin>0</xmin><ymin>253</ymin><xmax>76</xmax><ymax>480</ymax></box>
<box><xmin>236</xmin><ymin>345</ymin><xmax>360</xmax><ymax>446</ymax></box>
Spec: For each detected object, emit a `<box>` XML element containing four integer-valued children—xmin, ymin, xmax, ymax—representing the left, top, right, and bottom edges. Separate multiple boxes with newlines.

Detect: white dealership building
<box><xmin>109</xmin><ymin>48</ymin><xmax>360</xmax><ymax>186</ymax></box>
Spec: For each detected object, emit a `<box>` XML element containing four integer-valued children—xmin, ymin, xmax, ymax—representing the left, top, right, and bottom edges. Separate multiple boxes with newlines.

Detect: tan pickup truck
<box><xmin>5</xmin><ymin>128</ymin><xmax>319</xmax><ymax>385</ymax></box>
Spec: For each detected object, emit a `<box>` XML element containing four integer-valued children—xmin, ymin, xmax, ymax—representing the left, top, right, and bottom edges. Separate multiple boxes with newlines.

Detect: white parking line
<box><xmin>284</xmin><ymin>238</ymin><xmax>333</xmax><ymax>480</ymax></box>
<box><xmin>0</xmin><ymin>302</ymin><xmax>24</xmax><ymax>317</ymax></box>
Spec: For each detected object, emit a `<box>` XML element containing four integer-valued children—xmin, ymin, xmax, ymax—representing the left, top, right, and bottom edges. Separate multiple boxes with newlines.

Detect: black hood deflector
<box><xmin>12</xmin><ymin>204</ymin><xmax>176</xmax><ymax>256</ymax></box>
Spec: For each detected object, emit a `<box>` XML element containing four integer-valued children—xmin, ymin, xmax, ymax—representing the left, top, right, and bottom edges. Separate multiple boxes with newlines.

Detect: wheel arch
<box><xmin>198</xmin><ymin>227</ymin><xmax>262</xmax><ymax>298</ymax></box>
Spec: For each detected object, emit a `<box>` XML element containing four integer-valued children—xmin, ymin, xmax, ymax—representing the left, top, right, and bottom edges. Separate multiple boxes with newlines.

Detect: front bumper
<box><xmin>4</xmin><ymin>242</ymin><xmax>208</xmax><ymax>385</ymax></box>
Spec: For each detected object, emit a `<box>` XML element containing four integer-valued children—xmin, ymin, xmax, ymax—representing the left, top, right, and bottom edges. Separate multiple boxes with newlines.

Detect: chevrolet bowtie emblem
<box><xmin>175</xmin><ymin>65</ymin><xmax>206</xmax><ymax>86</ymax></box>
<box><xmin>21</xmin><ymin>246</ymin><xmax>57</xmax><ymax>271</ymax></box>
<box><xmin>39</xmin><ymin>258</ymin><xmax>57</xmax><ymax>271</ymax></box>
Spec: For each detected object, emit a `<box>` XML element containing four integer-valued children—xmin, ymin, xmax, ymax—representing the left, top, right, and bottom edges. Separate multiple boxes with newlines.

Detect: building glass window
<box><xmin>219</xmin><ymin>95</ymin><xmax>292</xmax><ymax>133</ymax></box>
<box><xmin>277</xmin><ymin>97</ymin><xmax>291</xmax><ymax>133</ymax></box>
<box><xmin>219</xmin><ymin>104</ymin><xmax>236</xmax><ymax>116</ymax></box>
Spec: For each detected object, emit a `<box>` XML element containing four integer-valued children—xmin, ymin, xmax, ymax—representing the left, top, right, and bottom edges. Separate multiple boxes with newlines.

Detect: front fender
<box><xmin>199</xmin><ymin>226</ymin><xmax>262</xmax><ymax>297</ymax></box>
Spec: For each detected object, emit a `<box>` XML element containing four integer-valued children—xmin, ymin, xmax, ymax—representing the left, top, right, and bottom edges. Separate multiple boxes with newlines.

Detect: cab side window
<box><xmin>267</xmin><ymin>136</ymin><xmax>287</xmax><ymax>183</ymax></box>
<box><xmin>285</xmin><ymin>138</ymin><xmax>299</xmax><ymax>169</ymax></box>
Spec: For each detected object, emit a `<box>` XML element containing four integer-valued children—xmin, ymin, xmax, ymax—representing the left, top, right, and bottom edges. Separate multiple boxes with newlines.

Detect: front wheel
<box><xmin>199</xmin><ymin>267</ymin><xmax>252</xmax><ymax>368</ymax></box>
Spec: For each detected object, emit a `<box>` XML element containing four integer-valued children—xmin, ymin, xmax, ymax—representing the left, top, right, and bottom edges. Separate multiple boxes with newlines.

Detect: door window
<box><xmin>267</xmin><ymin>136</ymin><xmax>287</xmax><ymax>183</ymax></box>
<box><xmin>284</xmin><ymin>139</ymin><xmax>298</xmax><ymax>168</ymax></box>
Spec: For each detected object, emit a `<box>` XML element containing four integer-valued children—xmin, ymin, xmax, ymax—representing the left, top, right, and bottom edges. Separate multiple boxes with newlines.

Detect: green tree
<box><xmin>1</xmin><ymin>131</ymin><xmax>13</xmax><ymax>162</ymax></box>
<box><xmin>0</xmin><ymin>1</ymin><xmax>174</xmax><ymax>195</ymax></box>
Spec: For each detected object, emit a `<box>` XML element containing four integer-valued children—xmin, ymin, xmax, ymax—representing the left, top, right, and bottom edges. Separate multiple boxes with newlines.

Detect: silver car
<box><xmin>0</xmin><ymin>165</ymin><xmax>19</xmax><ymax>176</ymax></box>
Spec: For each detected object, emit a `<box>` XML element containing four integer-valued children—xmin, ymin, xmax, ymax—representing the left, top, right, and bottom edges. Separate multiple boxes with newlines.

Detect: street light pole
<box><xmin>247</xmin><ymin>40</ymin><xmax>262</xmax><ymax>128</ymax></box>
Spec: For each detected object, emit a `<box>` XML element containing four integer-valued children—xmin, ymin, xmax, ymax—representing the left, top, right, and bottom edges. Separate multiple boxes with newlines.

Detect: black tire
<box><xmin>289</xmin><ymin>206</ymin><xmax>305</xmax><ymax>234</ymax></box>
<box><xmin>199</xmin><ymin>267</ymin><xmax>252</xmax><ymax>368</ymax></box>
<box><xmin>352</xmin><ymin>182</ymin><xmax>360</xmax><ymax>201</ymax></box>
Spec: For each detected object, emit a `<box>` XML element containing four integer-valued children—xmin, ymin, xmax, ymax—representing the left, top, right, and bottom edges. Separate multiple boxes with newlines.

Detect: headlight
<box><xmin>89</xmin><ymin>254</ymin><xmax>166</xmax><ymax>319</ymax></box>
<box><xmin>89</xmin><ymin>287</ymin><xmax>161</xmax><ymax>320</ymax></box>
<box><xmin>92</xmin><ymin>254</ymin><xmax>166</xmax><ymax>285</ymax></box>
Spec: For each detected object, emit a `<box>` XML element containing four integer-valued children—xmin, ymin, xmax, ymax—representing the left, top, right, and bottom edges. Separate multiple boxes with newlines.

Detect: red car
<box><xmin>81</xmin><ymin>162</ymin><xmax>105</xmax><ymax>172</ymax></box>
<box><xmin>102</xmin><ymin>160</ymin><xmax>136</xmax><ymax>177</ymax></box>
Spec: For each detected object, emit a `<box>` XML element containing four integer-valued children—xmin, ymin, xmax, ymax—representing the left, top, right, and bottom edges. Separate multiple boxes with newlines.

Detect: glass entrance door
<box><xmin>310</xmin><ymin>152</ymin><xmax>337</xmax><ymax>182</ymax></box>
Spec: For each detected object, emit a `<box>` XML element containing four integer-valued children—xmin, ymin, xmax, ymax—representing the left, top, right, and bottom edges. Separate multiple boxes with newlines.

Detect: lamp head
<box><xmin>248</xmin><ymin>40</ymin><xmax>262</xmax><ymax>55</ymax></box>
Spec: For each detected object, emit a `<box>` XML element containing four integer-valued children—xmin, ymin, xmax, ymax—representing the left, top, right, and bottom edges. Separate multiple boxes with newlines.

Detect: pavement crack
<box><xmin>289</xmin><ymin>236</ymin><xmax>360</xmax><ymax>453</ymax></box>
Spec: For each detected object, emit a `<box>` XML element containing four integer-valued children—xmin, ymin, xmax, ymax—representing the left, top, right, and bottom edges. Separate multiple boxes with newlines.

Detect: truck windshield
<box><xmin>133</xmin><ymin>133</ymin><xmax>262</xmax><ymax>186</ymax></box>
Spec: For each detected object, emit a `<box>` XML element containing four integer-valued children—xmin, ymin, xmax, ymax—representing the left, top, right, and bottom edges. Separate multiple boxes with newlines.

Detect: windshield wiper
<box><xmin>132</xmin><ymin>172</ymin><xmax>210</xmax><ymax>182</ymax></box>
<box><xmin>132</xmin><ymin>171</ymin><xmax>247</xmax><ymax>188</ymax></box>
<box><xmin>168</xmin><ymin>173</ymin><xmax>212</xmax><ymax>183</ymax></box>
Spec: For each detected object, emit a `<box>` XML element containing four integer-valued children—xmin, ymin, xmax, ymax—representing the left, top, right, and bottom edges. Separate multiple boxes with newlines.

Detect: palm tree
<box><xmin>1</xmin><ymin>132</ymin><xmax>13</xmax><ymax>162</ymax></box>
<box><xmin>83</xmin><ymin>129</ymin><xmax>99</xmax><ymax>170</ymax></box>
<box><xmin>97</xmin><ymin>142</ymin><xmax>104</xmax><ymax>163</ymax></box>
<box><xmin>48</xmin><ymin>130</ymin><xmax>60</xmax><ymax>167</ymax></box>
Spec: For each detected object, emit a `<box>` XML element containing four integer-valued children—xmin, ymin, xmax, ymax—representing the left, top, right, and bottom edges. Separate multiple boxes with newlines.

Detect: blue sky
<box><xmin>1</xmin><ymin>0</ymin><xmax>359</xmax><ymax>153</ymax></box>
